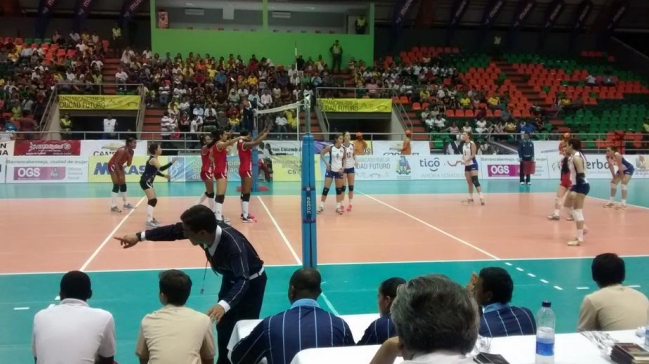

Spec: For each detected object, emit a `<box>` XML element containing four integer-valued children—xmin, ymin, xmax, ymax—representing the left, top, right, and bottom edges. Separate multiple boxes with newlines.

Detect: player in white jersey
<box><xmin>565</xmin><ymin>138</ymin><xmax>590</xmax><ymax>246</ymax></box>
<box><xmin>341</xmin><ymin>131</ymin><xmax>357</xmax><ymax>212</ymax></box>
<box><xmin>604</xmin><ymin>146</ymin><xmax>635</xmax><ymax>209</ymax></box>
<box><xmin>318</xmin><ymin>133</ymin><xmax>347</xmax><ymax>215</ymax></box>
<box><xmin>460</xmin><ymin>131</ymin><xmax>485</xmax><ymax>205</ymax></box>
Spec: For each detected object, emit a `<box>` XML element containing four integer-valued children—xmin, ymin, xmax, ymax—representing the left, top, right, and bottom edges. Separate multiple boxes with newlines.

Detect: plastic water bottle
<box><xmin>535</xmin><ymin>301</ymin><xmax>555</xmax><ymax>364</ymax></box>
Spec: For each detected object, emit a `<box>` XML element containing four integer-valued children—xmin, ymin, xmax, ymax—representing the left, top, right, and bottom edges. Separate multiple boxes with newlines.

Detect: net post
<box><xmin>301</xmin><ymin>112</ymin><xmax>317</xmax><ymax>268</ymax></box>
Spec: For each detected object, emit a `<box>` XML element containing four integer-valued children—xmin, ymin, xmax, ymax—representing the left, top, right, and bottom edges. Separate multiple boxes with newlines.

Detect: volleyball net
<box><xmin>253</xmin><ymin>99</ymin><xmax>318</xmax><ymax>268</ymax></box>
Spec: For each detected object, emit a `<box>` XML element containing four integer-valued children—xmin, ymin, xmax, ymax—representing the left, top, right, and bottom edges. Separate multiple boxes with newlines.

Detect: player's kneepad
<box><xmin>242</xmin><ymin>193</ymin><xmax>251</xmax><ymax>202</ymax></box>
<box><xmin>112</xmin><ymin>184</ymin><xmax>120</xmax><ymax>193</ymax></box>
<box><xmin>621</xmin><ymin>184</ymin><xmax>628</xmax><ymax>191</ymax></box>
<box><xmin>348</xmin><ymin>185</ymin><xmax>354</xmax><ymax>192</ymax></box>
<box><xmin>471</xmin><ymin>176</ymin><xmax>481</xmax><ymax>187</ymax></box>
<box><xmin>335</xmin><ymin>187</ymin><xmax>343</xmax><ymax>195</ymax></box>
<box><xmin>322</xmin><ymin>187</ymin><xmax>330</xmax><ymax>196</ymax></box>
<box><xmin>611</xmin><ymin>183</ymin><xmax>617</xmax><ymax>189</ymax></box>
<box><xmin>573</xmin><ymin>209</ymin><xmax>584</xmax><ymax>221</ymax></box>
<box><xmin>120</xmin><ymin>184</ymin><xmax>127</xmax><ymax>192</ymax></box>
<box><xmin>215</xmin><ymin>195</ymin><xmax>225</xmax><ymax>204</ymax></box>
<box><xmin>206</xmin><ymin>192</ymin><xmax>215</xmax><ymax>198</ymax></box>
<box><xmin>148</xmin><ymin>198</ymin><xmax>158</xmax><ymax>207</ymax></box>
<box><xmin>341</xmin><ymin>185</ymin><xmax>346</xmax><ymax>193</ymax></box>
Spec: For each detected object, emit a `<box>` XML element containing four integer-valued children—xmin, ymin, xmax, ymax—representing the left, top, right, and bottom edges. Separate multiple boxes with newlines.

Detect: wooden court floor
<box><xmin>1</xmin><ymin>179</ymin><xmax>648</xmax><ymax>364</ymax></box>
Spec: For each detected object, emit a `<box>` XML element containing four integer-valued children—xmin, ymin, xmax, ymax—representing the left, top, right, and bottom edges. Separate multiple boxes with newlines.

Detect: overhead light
<box><xmin>186</xmin><ymin>2</ymin><xmax>194</xmax><ymax>6</ymax></box>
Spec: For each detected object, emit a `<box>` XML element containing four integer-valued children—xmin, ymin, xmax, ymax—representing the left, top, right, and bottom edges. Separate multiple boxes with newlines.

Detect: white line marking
<box><xmin>321</xmin><ymin>293</ymin><xmax>339</xmax><ymax>315</ymax></box>
<box><xmin>528</xmin><ymin>273</ymin><xmax>536</xmax><ymax>278</ymax></box>
<box><xmin>505</xmin><ymin>262</ymin><xmax>513</xmax><ymax>266</ymax></box>
<box><xmin>540</xmin><ymin>279</ymin><xmax>549</xmax><ymax>284</ymax></box>
<box><xmin>55</xmin><ymin>296</ymin><xmax>60</xmax><ymax>301</ymax></box>
<box><xmin>257</xmin><ymin>196</ymin><xmax>302</xmax><ymax>265</ymax></box>
<box><xmin>79</xmin><ymin>196</ymin><xmax>146</xmax><ymax>271</ymax></box>
<box><xmin>13</xmin><ymin>307</ymin><xmax>29</xmax><ymax>311</ymax></box>
<box><xmin>47</xmin><ymin>304</ymin><xmax>55</xmax><ymax>308</ymax></box>
<box><xmin>362</xmin><ymin>193</ymin><xmax>500</xmax><ymax>260</ymax></box>
<box><xmin>577</xmin><ymin>287</ymin><xmax>589</xmax><ymax>290</ymax></box>
<box><xmin>590</xmin><ymin>196</ymin><xmax>649</xmax><ymax>211</ymax></box>
<box><xmin>553</xmin><ymin>286</ymin><xmax>563</xmax><ymax>291</ymax></box>
<box><xmin>516</xmin><ymin>267</ymin><xmax>524</xmax><ymax>272</ymax></box>
<box><xmin>628</xmin><ymin>285</ymin><xmax>641</xmax><ymax>288</ymax></box>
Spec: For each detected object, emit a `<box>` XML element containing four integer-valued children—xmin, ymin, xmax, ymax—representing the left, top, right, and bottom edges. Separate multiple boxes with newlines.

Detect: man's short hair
<box><xmin>479</xmin><ymin>267</ymin><xmax>514</xmax><ymax>304</ymax></box>
<box><xmin>60</xmin><ymin>271</ymin><xmax>92</xmax><ymax>300</ymax></box>
<box><xmin>391</xmin><ymin>274</ymin><xmax>478</xmax><ymax>355</ymax></box>
<box><xmin>289</xmin><ymin>268</ymin><xmax>322</xmax><ymax>297</ymax></box>
<box><xmin>379</xmin><ymin>277</ymin><xmax>406</xmax><ymax>299</ymax></box>
<box><xmin>180</xmin><ymin>205</ymin><xmax>217</xmax><ymax>234</ymax></box>
<box><xmin>592</xmin><ymin>253</ymin><xmax>625</xmax><ymax>287</ymax></box>
<box><xmin>159</xmin><ymin>270</ymin><xmax>192</xmax><ymax>306</ymax></box>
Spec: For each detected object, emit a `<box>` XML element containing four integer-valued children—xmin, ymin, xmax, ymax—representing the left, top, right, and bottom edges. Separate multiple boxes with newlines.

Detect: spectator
<box><xmin>103</xmin><ymin>113</ymin><xmax>117</xmax><ymax>139</ymax></box>
<box><xmin>466</xmin><ymin>267</ymin><xmax>536</xmax><ymax>338</ymax></box>
<box><xmin>329</xmin><ymin>40</ymin><xmax>343</xmax><ymax>74</ymax></box>
<box><xmin>135</xmin><ymin>269</ymin><xmax>215</xmax><ymax>364</ymax></box>
<box><xmin>32</xmin><ymin>271</ymin><xmax>116</xmax><ymax>364</ymax></box>
<box><xmin>577</xmin><ymin>253</ymin><xmax>649</xmax><ymax>331</ymax></box>
<box><xmin>60</xmin><ymin>113</ymin><xmax>72</xmax><ymax>139</ymax></box>
<box><xmin>230</xmin><ymin>268</ymin><xmax>355</xmax><ymax>364</ymax></box>
<box><xmin>370</xmin><ymin>275</ymin><xmax>478</xmax><ymax>364</ymax></box>
<box><xmin>358</xmin><ymin>277</ymin><xmax>405</xmax><ymax>345</ymax></box>
<box><xmin>355</xmin><ymin>15</ymin><xmax>367</xmax><ymax>34</ymax></box>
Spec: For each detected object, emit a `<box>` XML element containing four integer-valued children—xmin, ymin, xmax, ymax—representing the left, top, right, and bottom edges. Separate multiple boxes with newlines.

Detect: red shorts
<box><xmin>200</xmin><ymin>170</ymin><xmax>214</xmax><ymax>181</ymax></box>
<box><xmin>108</xmin><ymin>164</ymin><xmax>124</xmax><ymax>176</ymax></box>
<box><xmin>214</xmin><ymin>172</ymin><xmax>227</xmax><ymax>180</ymax></box>
<box><xmin>560</xmin><ymin>174</ymin><xmax>571</xmax><ymax>189</ymax></box>
<box><xmin>239</xmin><ymin>169</ymin><xmax>252</xmax><ymax>179</ymax></box>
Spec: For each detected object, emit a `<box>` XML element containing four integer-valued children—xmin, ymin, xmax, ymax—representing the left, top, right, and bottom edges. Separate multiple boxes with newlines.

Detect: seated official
<box><xmin>136</xmin><ymin>269</ymin><xmax>215</xmax><ymax>364</ymax></box>
<box><xmin>32</xmin><ymin>271</ymin><xmax>116</xmax><ymax>364</ymax></box>
<box><xmin>357</xmin><ymin>277</ymin><xmax>405</xmax><ymax>345</ymax></box>
<box><xmin>467</xmin><ymin>267</ymin><xmax>536</xmax><ymax>337</ymax></box>
<box><xmin>370</xmin><ymin>274</ymin><xmax>478</xmax><ymax>364</ymax></box>
<box><xmin>230</xmin><ymin>268</ymin><xmax>355</xmax><ymax>364</ymax></box>
<box><xmin>578</xmin><ymin>253</ymin><xmax>649</xmax><ymax>331</ymax></box>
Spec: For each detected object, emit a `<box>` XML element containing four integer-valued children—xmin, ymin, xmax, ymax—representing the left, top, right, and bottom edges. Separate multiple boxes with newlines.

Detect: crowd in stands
<box><xmin>31</xmin><ymin>253</ymin><xmax>648</xmax><ymax>364</ymax></box>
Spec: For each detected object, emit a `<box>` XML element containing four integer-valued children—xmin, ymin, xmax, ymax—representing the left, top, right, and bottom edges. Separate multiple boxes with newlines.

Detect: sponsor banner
<box><xmin>601</xmin><ymin>0</ymin><xmax>628</xmax><ymax>39</ymax></box>
<box><xmin>35</xmin><ymin>0</ymin><xmax>59</xmax><ymax>38</ymax></box>
<box><xmin>0</xmin><ymin>157</ymin><xmax>6</xmax><ymax>184</ymax></box>
<box><xmin>629</xmin><ymin>155</ymin><xmax>649</xmax><ymax>179</ymax></box>
<box><xmin>511</xmin><ymin>0</ymin><xmax>536</xmax><ymax>29</ymax></box>
<box><xmin>538</xmin><ymin>0</ymin><xmax>565</xmax><ymax>48</ymax></box>
<box><xmin>571</xmin><ymin>0</ymin><xmax>593</xmax><ymax>32</ymax></box>
<box><xmin>118</xmin><ymin>0</ymin><xmax>147</xmax><ymax>26</ymax></box>
<box><xmin>370</xmin><ymin>141</ymin><xmax>431</xmax><ymax>156</ymax></box>
<box><xmin>479</xmin><ymin>155</ymin><xmax>551</xmax><ymax>180</ymax></box>
<box><xmin>169</xmin><ymin>156</ymin><xmax>242</xmax><ymax>183</ymax></box>
<box><xmin>261</xmin><ymin>140</ymin><xmax>372</xmax><ymax>156</ymax></box>
<box><xmin>272</xmin><ymin>156</ymin><xmax>322</xmax><ymax>182</ymax></box>
<box><xmin>5</xmin><ymin>157</ymin><xmax>88</xmax><ymax>183</ymax></box>
<box><xmin>59</xmin><ymin>95</ymin><xmax>141</xmax><ymax>110</ymax></box>
<box><xmin>87</xmin><ymin>156</ymin><xmax>169</xmax><ymax>183</ymax></box>
<box><xmin>480</xmin><ymin>0</ymin><xmax>506</xmax><ymax>28</ymax></box>
<box><xmin>72</xmin><ymin>0</ymin><xmax>96</xmax><ymax>33</ymax></box>
<box><xmin>79</xmin><ymin>140</ymin><xmax>147</xmax><ymax>158</ymax></box>
<box><xmin>0</xmin><ymin>141</ymin><xmax>14</xmax><ymax>156</ymax></box>
<box><xmin>14</xmin><ymin>140</ymin><xmax>81</xmax><ymax>156</ymax></box>
<box><xmin>534</xmin><ymin>141</ymin><xmax>561</xmax><ymax>156</ymax></box>
<box><xmin>446</xmin><ymin>0</ymin><xmax>471</xmax><ymax>44</ymax></box>
<box><xmin>353</xmin><ymin>155</ymin><xmax>473</xmax><ymax>181</ymax></box>
<box><xmin>391</xmin><ymin>0</ymin><xmax>416</xmax><ymax>38</ymax></box>
<box><xmin>319</xmin><ymin>99</ymin><xmax>392</xmax><ymax>113</ymax></box>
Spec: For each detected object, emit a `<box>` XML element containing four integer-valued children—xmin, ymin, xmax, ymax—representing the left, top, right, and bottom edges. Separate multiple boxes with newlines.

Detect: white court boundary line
<box><xmin>361</xmin><ymin>193</ymin><xmax>501</xmax><ymax>260</ymax></box>
<box><xmin>256</xmin><ymin>196</ymin><xmax>339</xmax><ymax>315</ymax></box>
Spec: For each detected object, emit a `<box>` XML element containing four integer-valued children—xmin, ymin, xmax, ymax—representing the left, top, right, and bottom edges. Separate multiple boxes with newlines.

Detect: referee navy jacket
<box><xmin>518</xmin><ymin>139</ymin><xmax>535</xmax><ymax>160</ymax></box>
<box><xmin>141</xmin><ymin>222</ymin><xmax>264</xmax><ymax>310</ymax></box>
<box><xmin>356</xmin><ymin>314</ymin><xmax>397</xmax><ymax>345</ymax></box>
<box><xmin>230</xmin><ymin>299</ymin><xmax>355</xmax><ymax>364</ymax></box>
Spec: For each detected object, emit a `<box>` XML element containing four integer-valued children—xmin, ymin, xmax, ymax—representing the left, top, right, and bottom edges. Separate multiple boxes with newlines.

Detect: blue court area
<box><xmin>1</xmin><ymin>179</ymin><xmax>648</xmax><ymax>364</ymax></box>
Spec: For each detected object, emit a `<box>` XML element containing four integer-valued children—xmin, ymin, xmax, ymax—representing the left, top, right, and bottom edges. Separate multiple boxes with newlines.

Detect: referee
<box><xmin>114</xmin><ymin>205</ymin><xmax>267</xmax><ymax>364</ymax></box>
<box><xmin>518</xmin><ymin>132</ymin><xmax>535</xmax><ymax>185</ymax></box>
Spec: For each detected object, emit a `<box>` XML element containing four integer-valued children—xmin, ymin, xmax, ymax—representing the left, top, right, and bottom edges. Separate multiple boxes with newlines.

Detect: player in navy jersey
<box><xmin>140</xmin><ymin>144</ymin><xmax>178</xmax><ymax>227</ymax></box>
<box><xmin>605</xmin><ymin>146</ymin><xmax>635</xmax><ymax>210</ymax></box>
<box><xmin>341</xmin><ymin>131</ymin><xmax>357</xmax><ymax>212</ymax></box>
<box><xmin>460</xmin><ymin>131</ymin><xmax>485</xmax><ymax>205</ymax></box>
<box><xmin>237</xmin><ymin>124</ymin><xmax>270</xmax><ymax>223</ymax></box>
<box><xmin>318</xmin><ymin>134</ymin><xmax>347</xmax><ymax>215</ymax></box>
<box><xmin>566</xmin><ymin>138</ymin><xmax>590</xmax><ymax>247</ymax></box>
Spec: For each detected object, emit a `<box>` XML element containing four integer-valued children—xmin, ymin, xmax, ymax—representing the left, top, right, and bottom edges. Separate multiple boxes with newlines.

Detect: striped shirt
<box><xmin>357</xmin><ymin>314</ymin><xmax>396</xmax><ymax>345</ymax></box>
<box><xmin>230</xmin><ymin>299</ymin><xmax>355</xmax><ymax>364</ymax></box>
<box><xmin>479</xmin><ymin>303</ymin><xmax>536</xmax><ymax>338</ymax></box>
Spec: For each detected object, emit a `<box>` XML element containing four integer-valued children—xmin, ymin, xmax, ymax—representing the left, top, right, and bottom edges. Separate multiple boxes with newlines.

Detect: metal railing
<box><xmin>53</xmin><ymin>82</ymin><xmax>145</xmax><ymax>96</ymax></box>
<box><xmin>38</xmin><ymin>87</ymin><xmax>59</xmax><ymax>134</ymax></box>
<box><xmin>8</xmin><ymin>131</ymin><xmax>648</xmax><ymax>154</ymax></box>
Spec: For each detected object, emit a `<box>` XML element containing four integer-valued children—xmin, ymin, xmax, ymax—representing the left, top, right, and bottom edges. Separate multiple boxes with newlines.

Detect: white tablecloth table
<box><xmin>227</xmin><ymin>313</ymin><xmax>380</xmax><ymax>352</ymax></box>
<box><xmin>289</xmin><ymin>330</ymin><xmax>643</xmax><ymax>364</ymax></box>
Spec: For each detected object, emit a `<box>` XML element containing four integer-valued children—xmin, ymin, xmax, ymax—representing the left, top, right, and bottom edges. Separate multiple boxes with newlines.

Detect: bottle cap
<box><xmin>542</xmin><ymin>301</ymin><xmax>551</xmax><ymax>308</ymax></box>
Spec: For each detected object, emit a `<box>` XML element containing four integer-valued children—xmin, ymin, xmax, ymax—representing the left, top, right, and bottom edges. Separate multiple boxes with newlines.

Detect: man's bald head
<box><xmin>288</xmin><ymin>268</ymin><xmax>322</xmax><ymax>303</ymax></box>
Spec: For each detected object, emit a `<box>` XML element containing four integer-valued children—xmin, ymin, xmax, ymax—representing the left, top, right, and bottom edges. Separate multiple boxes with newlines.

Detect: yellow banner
<box><xmin>88</xmin><ymin>156</ymin><xmax>169</xmax><ymax>183</ymax></box>
<box><xmin>319</xmin><ymin>98</ymin><xmax>392</xmax><ymax>113</ymax></box>
<box><xmin>271</xmin><ymin>156</ymin><xmax>322</xmax><ymax>182</ymax></box>
<box><xmin>59</xmin><ymin>95</ymin><xmax>141</xmax><ymax>110</ymax></box>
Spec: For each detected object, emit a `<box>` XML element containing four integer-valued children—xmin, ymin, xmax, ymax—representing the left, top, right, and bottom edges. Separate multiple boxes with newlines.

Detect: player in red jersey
<box><xmin>548</xmin><ymin>146</ymin><xmax>574</xmax><ymax>220</ymax></box>
<box><xmin>196</xmin><ymin>134</ymin><xmax>219</xmax><ymax>212</ymax></box>
<box><xmin>237</xmin><ymin>125</ymin><xmax>270</xmax><ymax>223</ymax></box>
<box><xmin>108</xmin><ymin>137</ymin><xmax>137</xmax><ymax>212</ymax></box>
<box><xmin>212</xmin><ymin>129</ymin><xmax>245</xmax><ymax>224</ymax></box>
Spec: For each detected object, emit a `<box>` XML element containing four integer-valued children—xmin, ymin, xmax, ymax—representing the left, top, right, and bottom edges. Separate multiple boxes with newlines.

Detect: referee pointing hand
<box><xmin>114</xmin><ymin>205</ymin><xmax>267</xmax><ymax>364</ymax></box>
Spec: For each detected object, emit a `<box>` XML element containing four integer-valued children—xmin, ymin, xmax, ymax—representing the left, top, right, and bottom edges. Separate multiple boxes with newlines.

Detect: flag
<box><xmin>118</xmin><ymin>0</ymin><xmax>147</xmax><ymax>27</ymax></box>
<box><xmin>537</xmin><ymin>0</ymin><xmax>565</xmax><ymax>49</ymax></box>
<box><xmin>602</xmin><ymin>0</ymin><xmax>628</xmax><ymax>38</ymax></box>
<box><xmin>390</xmin><ymin>0</ymin><xmax>416</xmax><ymax>49</ymax></box>
<box><xmin>35</xmin><ymin>0</ymin><xmax>59</xmax><ymax>39</ymax></box>
<box><xmin>445</xmin><ymin>0</ymin><xmax>471</xmax><ymax>45</ymax></box>
<box><xmin>568</xmin><ymin>0</ymin><xmax>593</xmax><ymax>49</ymax></box>
<box><xmin>72</xmin><ymin>0</ymin><xmax>96</xmax><ymax>33</ymax></box>
<box><xmin>506</xmin><ymin>0</ymin><xmax>536</xmax><ymax>48</ymax></box>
